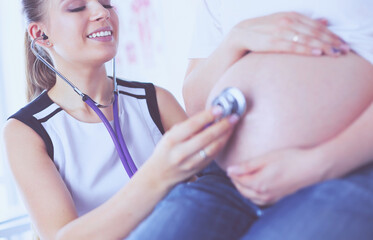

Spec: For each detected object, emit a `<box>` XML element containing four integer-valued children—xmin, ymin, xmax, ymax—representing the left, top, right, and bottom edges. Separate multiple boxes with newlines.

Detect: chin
<box><xmin>102</xmin><ymin>47</ymin><xmax>117</xmax><ymax>60</ymax></box>
<box><xmin>88</xmin><ymin>50</ymin><xmax>117</xmax><ymax>65</ymax></box>
<box><xmin>103</xmin><ymin>53</ymin><xmax>116</xmax><ymax>62</ymax></box>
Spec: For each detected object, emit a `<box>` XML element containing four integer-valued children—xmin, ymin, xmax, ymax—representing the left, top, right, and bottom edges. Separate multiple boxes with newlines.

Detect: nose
<box><xmin>89</xmin><ymin>2</ymin><xmax>110</xmax><ymax>22</ymax></box>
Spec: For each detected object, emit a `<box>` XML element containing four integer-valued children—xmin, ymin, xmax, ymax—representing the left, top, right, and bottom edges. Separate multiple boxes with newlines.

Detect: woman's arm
<box><xmin>3</xmin><ymin>88</ymin><xmax>238</xmax><ymax>239</ymax></box>
<box><xmin>184</xmin><ymin>12</ymin><xmax>348</xmax><ymax>115</ymax></box>
<box><xmin>3</xmin><ymin>119</ymin><xmax>79</xmax><ymax>239</ymax></box>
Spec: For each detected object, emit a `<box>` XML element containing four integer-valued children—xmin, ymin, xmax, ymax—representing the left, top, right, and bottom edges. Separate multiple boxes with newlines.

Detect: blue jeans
<box><xmin>127</xmin><ymin>162</ymin><xmax>373</xmax><ymax>240</ymax></box>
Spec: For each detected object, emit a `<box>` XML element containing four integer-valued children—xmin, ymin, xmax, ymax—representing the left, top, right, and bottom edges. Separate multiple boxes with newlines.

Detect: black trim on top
<box><xmin>118</xmin><ymin>90</ymin><xmax>147</xmax><ymax>99</ymax></box>
<box><xmin>144</xmin><ymin>84</ymin><xmax>165</xmax><ymax>135</ymax></box>
<box><xmin>39</xmin><ymin>108</ymin><xmax>63</xmax><ymax>123</ymax></box>
<box><xmin>116</xmin><ymin>79</ymin><xmax>165</xmax><ymax>134</ymax></box>
<box><xmin>8</xmin><ymin>92</ymin><xmax>55</xmax><ymax>159</ymax></box>
<box><xmin>7</xmin><ymin>78</ymin><xmax>166</xmax><ymax>161</ymax></box>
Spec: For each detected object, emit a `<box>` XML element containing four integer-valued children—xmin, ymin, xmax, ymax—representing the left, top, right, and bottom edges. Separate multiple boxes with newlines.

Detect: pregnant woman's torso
<box><xmin>207</xmin><ymin>53</ymin><xmax>373</xmax><ymax>169</ymax></box>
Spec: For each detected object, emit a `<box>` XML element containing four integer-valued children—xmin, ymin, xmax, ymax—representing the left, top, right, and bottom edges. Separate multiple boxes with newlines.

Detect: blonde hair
<box><xmin>22</xmin><ymin>0</ymin><xmax>56</xmax><ymax>101</ymax></box>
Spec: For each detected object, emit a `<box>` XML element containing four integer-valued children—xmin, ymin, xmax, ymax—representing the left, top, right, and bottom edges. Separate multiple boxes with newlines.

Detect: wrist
<box><xmin>136</xmin><ymin>161</ymin><xmax>174</xmax><ymax>194</ymax></box>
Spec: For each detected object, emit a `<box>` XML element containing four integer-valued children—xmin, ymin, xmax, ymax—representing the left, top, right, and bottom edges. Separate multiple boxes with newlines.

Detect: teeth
<box><xmin>88</xmin><ymin>31</ymin><xmax>112</xmax><ymax>38</ymax></box>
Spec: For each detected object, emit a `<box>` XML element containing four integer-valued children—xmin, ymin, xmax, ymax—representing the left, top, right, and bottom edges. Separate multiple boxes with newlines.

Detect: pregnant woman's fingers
<box><xmin>273</xmin><ymin>37</ymin><xmax>324</xmax><ymax>56</ymax></box>
<box><xmin>287</xmin><ymin>12</ymin><xmax>342</xmax><ymax>44</ymax></box>
<box><xmin>279</xmin><ymin>31</ymin><xmax>346</xmax><ymax>57</ymax></box>
<box><xmin>232</xmin><ymin>178</ymin><xmax>273</xmax><ymax>206</ymax></box>
<box><xmin>233</xmin><ymin>12</ymin><xmax>350</xmax><ymax>57</ymax></box>
<box><xmin>283</xmin><ymin>13</ymin><xmax>349</xmax><ymax>56</ymax></box>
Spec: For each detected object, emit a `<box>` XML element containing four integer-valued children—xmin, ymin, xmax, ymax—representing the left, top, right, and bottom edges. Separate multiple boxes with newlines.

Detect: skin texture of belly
<box><xmin>207</xmin><ymin>52</ymin><xmax>373</xmax><ymax>170</ymax></box>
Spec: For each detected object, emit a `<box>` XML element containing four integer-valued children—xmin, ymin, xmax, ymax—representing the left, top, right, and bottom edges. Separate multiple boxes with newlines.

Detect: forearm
<box><xmin>315</xmin><ymin>100</ymin><xmax>373</xmax><ymax>180</ymax></box>
<box><xmin>56</xmin><ymin>164</ymin><xmax>171</xmax><ymax>240</ymax></box>
<box><xmin>183</xmin><ymin>34</ymin><xmax>247</xmax><ymax>115</ymax></box>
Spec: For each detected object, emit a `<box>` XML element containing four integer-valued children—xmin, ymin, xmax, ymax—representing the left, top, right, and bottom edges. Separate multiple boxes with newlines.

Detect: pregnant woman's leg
<box><xmin>240</xmin><ymin>162</ymin><xmax>373</xmax><ymax>240</ymax></box>
<box><xmin>127</xmin><ymin>163</ymin><xmax>261</xmax><ymax>240</ymax></box>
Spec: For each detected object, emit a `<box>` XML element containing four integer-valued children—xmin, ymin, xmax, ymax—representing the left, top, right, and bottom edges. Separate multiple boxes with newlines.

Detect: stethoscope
<box><xmin>31</xmin><ymin>34</ymin><xmax>137</xmax><ymax>178</ymax></box>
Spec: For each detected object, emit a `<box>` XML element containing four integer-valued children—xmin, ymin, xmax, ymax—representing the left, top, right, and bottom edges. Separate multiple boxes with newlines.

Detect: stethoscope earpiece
<box><xmin>42</xmin><ymin>33</ymin><xmax>49</xmax><ymax>40</ymax></box>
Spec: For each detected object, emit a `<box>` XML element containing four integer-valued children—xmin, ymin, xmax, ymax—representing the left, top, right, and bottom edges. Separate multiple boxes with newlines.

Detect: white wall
<box><xmin>0</xmin><ymin>1</ymin><xmax>27</xmax><ymax>118</ymax></box>
<box><xmin>114</xmin><ymin>0</ymin><xmax>199</xmax><ymax>106</ymax></box>
<box><xmin>0</xmin><ymin>0</ymin><xmax>28</xmax><ymax>219</ymax></box>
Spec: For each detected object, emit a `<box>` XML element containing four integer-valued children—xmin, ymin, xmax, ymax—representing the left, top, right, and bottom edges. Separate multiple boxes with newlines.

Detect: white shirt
<box><xmin>190</xmin><ymin>0</ymin><xmax>373</xmax><ymax>64</ymax></box>
<box><xmin>11</xmin><ymin>79</ymin><xmax>164</xmax><ymax>216</ymax></box>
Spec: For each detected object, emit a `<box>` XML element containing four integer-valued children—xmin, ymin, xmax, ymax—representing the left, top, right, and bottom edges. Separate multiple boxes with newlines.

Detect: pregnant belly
<box><xmin>207</xmin><ymin>52</ymin><xmax>373</xmax><ymax>170</ymax></box>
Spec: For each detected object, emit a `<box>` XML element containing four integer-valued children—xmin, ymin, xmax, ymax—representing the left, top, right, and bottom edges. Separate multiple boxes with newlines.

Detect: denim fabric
<box><xmin>242</xmin><ymin>162</ymin><xmax>373</xmax><ymax>240</ymax></box>
<box><xmin>127</xmin><ymin>162</ymin><xmax>373</xmax><ymax>240</ymax></box>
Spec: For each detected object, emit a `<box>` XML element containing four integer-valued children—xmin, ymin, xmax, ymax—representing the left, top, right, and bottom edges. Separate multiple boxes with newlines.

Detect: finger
<box><xmin>184</xmin><ymin>129</ymin><xmax>234</xmax><ymax>171</ymax></box>
<box><xmin>289</xmin><ymin>13</ymin><xmax>341</xmax><ymax>43</ymax></box>
<box><xmin>230</xmin><ymin>173</ymin><xmax>266</xmax><ymax>193</ymax></box>
<box><xmin>227</xmin><ymin>160</ymin><xmax>264</xmax><ymax>176</ymax></box>
<box><xmin>300</xmin><ymin>25</ymin><xmax>348</xmax><ymax>53</ymax></box>
<box><xmin>165</xmin><ymin>106</ymin><xmax>224</xmax><ymax>144</ymax></box>
<box><xmin>233</xmin><ymin>180</ymin><xmax>271</xmax><ymax>206</ymax></box>
<box><xmin>293</xmin><ymin>37</ymin><xmax>347</xmax><ymax>57</ymax></box>
<box><xmin>178</xmin><ymin>114</ymin><xmax>239</xmax><ymax>163</ymax></box>
<box><xmin>173</xmin><ymin>117</ymin><xmax>237</xmax><ymax>173</ymax></box>
<box><xmin>315</xmin><ymin>18</ymin><xmax>329</xmax><ymax>26</ymax></box>
<box><xmin>282</xmin><ymin>28</ymin><xmax>343</xmax><ymax>56</ymax></box>
<box><xmin>186</xmin><ymin>113</ymin><xmax>239</xmax><ymax>151</ymax></box>
<box><xmin>284</xmin><ymin>14</ymin><xmax>348</xmax><ymax>55</ymax></box>
<box><xmin>299</xmin><ymin>30</ymin><xmax>345</xmax><ymax>56</ymax></box>
<box><xmin>273</xmin><ymin>39</ymin><xmax>323</xmax><ymax>56</ymax></box>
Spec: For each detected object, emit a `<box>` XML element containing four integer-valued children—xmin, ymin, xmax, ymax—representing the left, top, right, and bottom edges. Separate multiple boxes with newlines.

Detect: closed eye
<box><xmin>102</xmin><ymin>4</ymin><xmax>113</xmax><ymax>9</ymax></box>
<box><xmin>68</xmin><ymin>6</ymin><xmax>86</xmax><ymax>12</ymax></box>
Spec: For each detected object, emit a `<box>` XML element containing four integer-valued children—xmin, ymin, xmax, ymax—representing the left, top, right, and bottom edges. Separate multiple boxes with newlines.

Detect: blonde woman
<box><xmin>3</xmin><ymin>0</ymin><xmax>240</xmax><ymax>239</ymax></box>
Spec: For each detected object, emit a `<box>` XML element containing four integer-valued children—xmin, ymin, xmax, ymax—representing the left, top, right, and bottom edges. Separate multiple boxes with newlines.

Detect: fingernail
<box><xmin>340</xmin><ymin>44</ymin><xmax>350</xmax><ymax>52</ymax></box>
<box><xmin>331</xmin><ymin>47</ymin><xmax>342</xmax><ymax>55</ymax></box>
<box><xmin>229</xmin><ymin>114</ymin><xmax>240</xmax><ymax>124</ymax></box>
<box><xmin>312</xmin><ymin>49</ymin><xmax>322</xmax><ymax>56</ymax></box>
<box><xmin>317</xmin><ymin>18</ymin><xmax>329</xmax><ymax>25</ymax></box>
<box><xmin>212</xmin><ymin>105</ymin><xmax>223</xmax><ymax>117</ymax></box>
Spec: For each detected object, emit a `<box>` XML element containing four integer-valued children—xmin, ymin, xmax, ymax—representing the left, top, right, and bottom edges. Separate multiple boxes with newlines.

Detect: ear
<box><xmin>28</xmin><ymin>22</ymin><xmax>52</xmax><ymax>47</ymax></box>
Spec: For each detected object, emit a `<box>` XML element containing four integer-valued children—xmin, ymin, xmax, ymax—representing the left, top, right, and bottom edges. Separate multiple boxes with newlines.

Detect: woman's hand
<box><xmin>228</xmin><ymin>12</ymin><xmax>349</xmax><ymax>57</ymax></box>
<box><xmin>227</xmin><ymin>148</ymin><xmax>326</xmax><ymax>206</ymax></box>
<box><xmin>148</xmin><ymin>107</ymin><xmax>239</xmax><ymax>187</ymax></box>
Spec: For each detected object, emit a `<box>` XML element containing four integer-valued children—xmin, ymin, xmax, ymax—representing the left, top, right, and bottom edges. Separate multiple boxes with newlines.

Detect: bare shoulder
<box><xmin>154</xmin><ymin>86</ymin><xmax>187</xmax><ymax>132</ymax></box>
<box><xmin>3</xmin><ymin>118</ymin><xmax>53</xmax><ymax>180</ymax></box>
<box><xmin>3</xmin><ymin>118</ymin><xmax>46</xmax><ymax>155</ymax></box>
<box><xmin>4</xmin><ymin>118</ymin><xmax>40</xmax><ymax>136</ymax></box>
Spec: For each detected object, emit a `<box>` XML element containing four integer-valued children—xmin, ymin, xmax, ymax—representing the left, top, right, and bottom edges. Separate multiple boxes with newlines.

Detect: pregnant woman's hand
<box><xmin>228</xmin><ymin>12</ymin><xmax>349</xmax><ymax>57</ymax></box>
<box><xmin>226</xmin><ymin>148</ymin><xmax>325</xmax><ymax>206</ymax></box>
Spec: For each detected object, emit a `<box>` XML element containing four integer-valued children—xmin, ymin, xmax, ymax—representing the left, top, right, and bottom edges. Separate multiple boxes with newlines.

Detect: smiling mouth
<box><xmin>87</xmin><ymin>30</ymin><xmax>113</xmax><ymax>39</ymax></box>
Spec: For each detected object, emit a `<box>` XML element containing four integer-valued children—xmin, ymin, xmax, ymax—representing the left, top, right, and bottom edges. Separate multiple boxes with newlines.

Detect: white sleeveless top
<box><xmin>190</xmin><ymin>0</ymin><xmax>373</xmax><ymax>64</ymax></box>
<box><xmin>10</xmin><ymin>79</ymin><xmax>164</xmax><ymax>216</ymax></box>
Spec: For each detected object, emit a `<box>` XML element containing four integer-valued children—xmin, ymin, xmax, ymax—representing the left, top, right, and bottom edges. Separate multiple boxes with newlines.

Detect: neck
<box><xmin>48</xmin><ymin>61</ymin><xmax>115</xmax><ymax>114</ymax></box>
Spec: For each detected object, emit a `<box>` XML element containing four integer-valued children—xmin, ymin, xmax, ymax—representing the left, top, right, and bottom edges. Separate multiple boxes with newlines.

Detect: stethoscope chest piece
<box><xmin>211</xmin><ymin>87</ymin><xmax>247</xmax><ymax>119</ymax></box>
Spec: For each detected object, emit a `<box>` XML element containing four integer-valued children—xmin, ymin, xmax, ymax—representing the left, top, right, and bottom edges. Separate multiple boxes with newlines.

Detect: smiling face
<box><xmin>44</xmin><ymin>0</ymin><xmax>119</xmax><ymax>67</ymax></box>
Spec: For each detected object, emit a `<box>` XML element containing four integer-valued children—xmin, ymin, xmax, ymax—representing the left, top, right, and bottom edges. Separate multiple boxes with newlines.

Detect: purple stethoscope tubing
<box><xmin>83</xmin><ymin>93</ymin><xmax>137</xmax><ymax>178</ymax></box>
<box><xmin>31</xmin><ymin>36</ymin><xmax>137</xmax><ymax>178</ymax></box>
<box><xmin>113</xmin><ymin>95</ymin><xmax>138</xmax><ymax>175</ymax></box>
